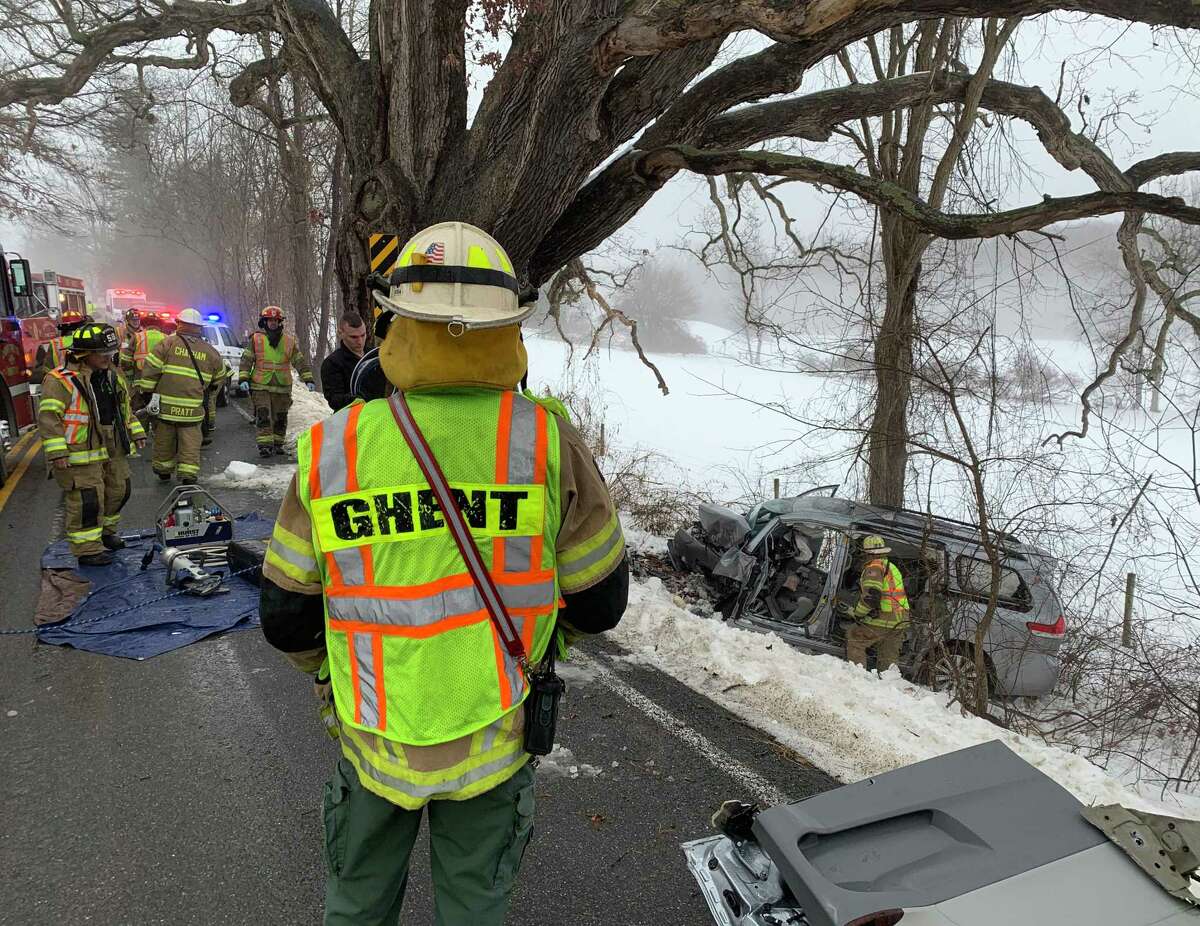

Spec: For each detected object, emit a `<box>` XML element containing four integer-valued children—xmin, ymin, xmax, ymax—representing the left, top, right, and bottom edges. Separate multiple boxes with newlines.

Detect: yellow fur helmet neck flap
<box><xmin>374</xmin><ymin>222</ymin><xmax>530</xmax><ymax>392</ymax></box>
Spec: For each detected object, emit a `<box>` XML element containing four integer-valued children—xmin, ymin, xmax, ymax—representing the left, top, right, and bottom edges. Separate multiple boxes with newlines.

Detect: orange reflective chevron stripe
<box><xmin>325</xmin><ymin>568</ymin><xmax>555</xmax><ymax>600</ymax></box>
<box><xmin>308</xmin><ymin>420</ymin><xmax>324</xmax><ymax>500</ymax></box>
<box><xmin>347</xmin><ymin>630</ymin><xmax>362</xmax><ymax>725</ymax></box>
<box><xmin>48</xmin><ymin>369</ymin><xmax>93</xmax><ymax>444</ymax></box>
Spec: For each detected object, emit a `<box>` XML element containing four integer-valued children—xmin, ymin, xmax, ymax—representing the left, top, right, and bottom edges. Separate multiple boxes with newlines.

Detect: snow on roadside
<box><xmin>210</xmin><ymin>383</ymin><xmax>330</xmax><ymax>496</ymax></box>
<box><xmin>208</xmin><ymin>459</ymin><xmax>296</xmax><ymax>495</ymax></box>
<box><xmin>624</xmin><ymin>524</ymin><xmax>671</xmax><ymax>557</ymax></box>
<box><xmin>612</xmin><ymin>576</ymin><xmax>1200</xmax><ymax>817</ymax></box>
<box><xmin>286</xmin><ymin>381</ymin><xmax>333</xmax><ymax>448</ymax></box>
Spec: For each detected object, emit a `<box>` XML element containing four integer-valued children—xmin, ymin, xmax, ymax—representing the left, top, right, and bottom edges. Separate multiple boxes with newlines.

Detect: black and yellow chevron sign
<box><xmin>369</xmin><ymin>233</ymin><xmax>400</xmax><ymax>274</ymax></box>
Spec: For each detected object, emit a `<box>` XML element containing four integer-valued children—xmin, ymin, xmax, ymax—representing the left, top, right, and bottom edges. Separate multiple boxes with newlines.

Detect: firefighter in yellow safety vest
<box><xmin>237</xmin><ymin>305</ymin><xmax>314</xmax><ymax>457</ymax></box>
<box><xmin>844</xmin><ymin>534</ymin><xmax>910</xmax><ymax>671</ymax></box>
<box><xmin>38</xmin><ymin>323</ymin><xmax>146</xmax><ymax>566</ymax></box>
<box><xmin>258</xmin><ymin>222</ymin><xmax>629</xmax><ymax>926</ymax></box>
<box><xmin>135</xmin><ymin>307</ymin><xmax>226</xmax><ymax>483</ymax></box>
<box><xmin>119</xmin><ymin>309</ymin><xmax>165</xmax><ymax>382</ymax></box>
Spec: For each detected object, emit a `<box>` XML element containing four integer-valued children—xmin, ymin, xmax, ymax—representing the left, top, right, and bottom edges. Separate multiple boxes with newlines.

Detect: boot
<box><xmin>77</xmin><ymin>551</ymin><xmax>114</xmax><ymax>567</ymax></box>
<box><xmin>102</xmin><ymin>534</ymin><xmax>126</xmax><ymax>551</ymax></box>
<box><xmin>201</xmin><ymin>435</ymin><xmax>213</xmax><ymax>447</ymax></box>
<box><xmin>259</xmin><ymin>446</ymin><xmax>273</xmax><ymax>458</ymax></box>
<box><xmin>157</xmin><ymin>471</ymin><xmax>172</xmax><ymax>481</ymax></box>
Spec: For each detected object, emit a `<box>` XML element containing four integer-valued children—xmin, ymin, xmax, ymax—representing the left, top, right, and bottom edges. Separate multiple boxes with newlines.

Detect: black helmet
<box><xmin>70</xmin><ymin>323</ymin><xmax>120</xmax><ymax>354</ymax></box>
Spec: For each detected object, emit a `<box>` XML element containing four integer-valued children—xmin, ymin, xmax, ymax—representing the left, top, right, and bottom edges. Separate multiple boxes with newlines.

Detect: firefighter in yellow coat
<box><xmin>258</xmin><ymin>222</ymin><xmax>629</xmax><ymax>926</ymax></box>
<box><xmin>136</xmin><ymin>308</ymin><xmax>225</xmax><ymax>483</ymax></box>
<box><xmin>118</xmin><ymin>309</ymin><xmax>165</xmax><ymax>382</ymax></box>
<box><xmin>844</xmin><ymin>534</ymin><xmax>910</xmax><ymax>671</ymax></box>
<box><xmin>38</xmin><ymin>323</ymin><xmax>146</xmax><ymax>566</ymax></box>
<box><xmin>238</xmin><ymin>305</ymin><xmax>314</xmax><ymax>457</ymax></box>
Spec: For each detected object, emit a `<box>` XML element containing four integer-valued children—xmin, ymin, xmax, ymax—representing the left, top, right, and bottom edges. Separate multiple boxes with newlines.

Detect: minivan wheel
<box><xmin>925</xmin><ymin>645</ymin><xmax>989</xmax><ymax>704</ymax></box>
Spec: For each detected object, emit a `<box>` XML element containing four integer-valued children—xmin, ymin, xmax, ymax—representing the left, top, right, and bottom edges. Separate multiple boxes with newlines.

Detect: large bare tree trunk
<box><xmin>868</xmin><ymin>213</ymin><xmax>921</xmax><ymax>507</ymax></box>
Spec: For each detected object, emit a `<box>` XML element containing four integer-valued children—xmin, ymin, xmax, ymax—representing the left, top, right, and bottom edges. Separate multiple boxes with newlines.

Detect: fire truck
<box><xmin>0</xmin><ymin>252</ymin><xmax>48</xmax><ymax>485</ymax></box>
<box><xmin>35</xmin><ymin>271</ymin><xmax>90</xmax><ymax>324</ymax></box>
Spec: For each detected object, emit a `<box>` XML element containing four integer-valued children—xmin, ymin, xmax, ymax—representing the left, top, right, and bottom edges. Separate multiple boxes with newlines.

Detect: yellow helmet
<box><xmin>862</xmin><ymin>534</ymin><xmax>891</xmax><ymax>555</ymax></box>
<box><xmin>372</xmin><ymin>222</ymin><xmax>529</xmax><ymax>331</ymax></box>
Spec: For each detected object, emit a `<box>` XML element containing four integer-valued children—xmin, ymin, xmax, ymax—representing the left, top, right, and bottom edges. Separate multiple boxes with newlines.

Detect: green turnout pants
<box><xmin>153</xmin><ymin>420</ymin><xmax>203</xmax><ymax>479</ymax></box>
<box><xmin>846</xmin><ymin>622</ymin><xmax>906</xmax><ymax>671</ymax></box>
<box><xmin>54</xmin><ymin>462</ymin><xmax>105</xmax><ymax>557</ymax></box>
<box><xmin>251</xmin><ymin>389</ymin><xmax>291</xmax><ymax>449</ymax></box>
<box><xmin>323</xmin><ymin>759</ymin><xmax>535</xmax><ymax>926</ymax></box>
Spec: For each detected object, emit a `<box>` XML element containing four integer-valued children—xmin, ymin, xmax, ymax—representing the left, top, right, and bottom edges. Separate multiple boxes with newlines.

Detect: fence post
<box><xmin>1122</xmin><ymin>572</ymin><xmax>1136</xmax><ymax>649</ymax></box>
<box><xmin>773</xmin><ymin>477</ymin><xmax>780</xmax><ymax>499</ymax></box>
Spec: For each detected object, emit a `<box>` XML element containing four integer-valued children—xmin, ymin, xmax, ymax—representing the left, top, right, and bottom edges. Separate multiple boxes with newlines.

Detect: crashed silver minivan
<box><xmin>669</xmin><ymin>492</ymin><xmax>1066</xmax><ymax>698</ymax></box>
<box><xmin>685</xmin><ymin>741</ymin><xmax>1200</xmax><ymax>926</ymax></box>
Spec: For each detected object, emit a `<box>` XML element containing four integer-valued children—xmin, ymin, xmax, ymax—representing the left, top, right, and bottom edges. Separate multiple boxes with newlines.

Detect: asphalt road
<box><xmin>0</xmin><ymin>403</ymin><xmax>836</xmax><ymax>926</ymax></box>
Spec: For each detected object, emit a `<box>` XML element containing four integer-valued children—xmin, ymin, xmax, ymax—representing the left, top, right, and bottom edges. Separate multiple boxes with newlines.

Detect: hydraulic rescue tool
<box><xmin>140</xmin><ymin>486</ymin><xmax>234</xmax><ymax>596</ymax></box>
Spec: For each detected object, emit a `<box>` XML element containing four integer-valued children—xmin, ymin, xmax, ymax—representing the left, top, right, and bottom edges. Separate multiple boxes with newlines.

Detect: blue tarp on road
<box><xmin>35</xmin><ymin>514</ymin><xmax>272</xmax><ymax>660</ymax></box>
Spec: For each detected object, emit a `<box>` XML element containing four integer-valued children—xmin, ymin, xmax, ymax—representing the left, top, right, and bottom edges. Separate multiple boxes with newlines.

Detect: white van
<box><xmin>200</xmin><ymin>322</ymin><xmax>243</xmax><ymax>406</ymax></box>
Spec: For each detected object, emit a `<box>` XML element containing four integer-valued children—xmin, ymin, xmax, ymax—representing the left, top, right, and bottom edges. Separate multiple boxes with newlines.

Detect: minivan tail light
<box><xmin>845</xmin><ymin>912</ymin><xmax>904</xmax><ymax>926</ymax></box>
<box><xmin>1026</xmin><ymin>615</ymin><xmax>1065</xmax><ymax>637</ymax></box>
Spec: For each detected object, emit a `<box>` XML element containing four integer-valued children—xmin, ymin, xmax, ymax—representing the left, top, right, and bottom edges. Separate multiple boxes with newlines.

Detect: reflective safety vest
<box><xmin>242</xmin><ymin>332</ymin><xmax>307</xmax><ymax>392</ymax></box>
<box><xmin>296</xmin><ymin>391</ymin><xmax>562</xmax><ymax>774</ymax></box>
<box><xmin>40</xmin><ymin>368</ymin><xmax>109</xmax><ymax>466</ymax></box>
<box><xmin>856</xmin><ymin>558</ymin><xmax>910</xmax><ymax>629</ymax></box>
<box><xmin>121</xmin><ymin>328</ymin><xmax>164</xmax><ymax>375</ymax></box>
<box><xmin>46</xmin><ymin>334</ymin><xmax>72</xmax><ymax>370</ymax></box>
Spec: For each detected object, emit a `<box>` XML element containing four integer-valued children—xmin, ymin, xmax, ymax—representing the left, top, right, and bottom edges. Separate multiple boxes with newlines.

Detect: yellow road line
<box><xmin>0</xmin><ymin>431</ymin><xmax>43</xmax><ymax>513</ymax></box>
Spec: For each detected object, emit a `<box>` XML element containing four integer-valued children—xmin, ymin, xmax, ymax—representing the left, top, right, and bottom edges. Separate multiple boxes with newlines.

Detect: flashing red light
<box><xmin>1026</xmin><ymin>615</ymin><xmax>1066</xmax><ymax>637</ymax></box>
<box><xmin>112</xmin><ymin>288</ymin><xmax>145</xmax><ymax>297</ymax></box>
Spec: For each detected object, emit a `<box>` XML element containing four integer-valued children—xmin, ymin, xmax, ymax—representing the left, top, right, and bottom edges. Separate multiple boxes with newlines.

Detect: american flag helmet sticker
<box><xmin>424</xmin><ymin>241</ymin><xmax>445</xmax><ymax>264</ymax></box>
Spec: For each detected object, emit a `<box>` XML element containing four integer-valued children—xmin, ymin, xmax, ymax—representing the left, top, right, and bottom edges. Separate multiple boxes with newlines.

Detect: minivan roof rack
<box><xmin>855</xmin><ymin>506</ymin><xmax>1024</xmax><ymax>548</ymax></box>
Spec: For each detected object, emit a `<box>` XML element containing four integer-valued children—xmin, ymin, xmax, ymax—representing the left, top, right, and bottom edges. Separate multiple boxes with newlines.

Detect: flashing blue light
<box><xmin>206</xmin><ymin>313</ymin><xmax>222</xmax><ymax>323</ymax></box>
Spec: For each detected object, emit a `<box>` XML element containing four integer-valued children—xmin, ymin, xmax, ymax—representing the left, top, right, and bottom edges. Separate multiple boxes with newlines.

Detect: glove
<box><xmin>306</xmin><ymin>382</ymin><xmax>316</xmax><ymax>392</ymax></box>
<box><xmin>238</xmin><ymin>381</ymin><xmax>250</xmax><ymax>396</ymax></box>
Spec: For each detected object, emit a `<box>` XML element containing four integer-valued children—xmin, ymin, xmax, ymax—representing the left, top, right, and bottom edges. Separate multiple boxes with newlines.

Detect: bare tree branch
<box><xmin>638</xmin><ymin>145</ymin><xmax>1200</xmax><ymax>238</ymax></box>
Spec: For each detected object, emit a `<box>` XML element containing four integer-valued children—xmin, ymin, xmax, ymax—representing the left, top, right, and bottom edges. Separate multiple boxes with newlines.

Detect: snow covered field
<box><xmin>212</xmin><ymin>328</ymin><xmax>1200</xmax><ymax>813</ymax></box>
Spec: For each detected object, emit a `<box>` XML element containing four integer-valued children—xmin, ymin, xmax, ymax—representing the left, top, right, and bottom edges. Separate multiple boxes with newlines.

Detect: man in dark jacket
<box><xmin>320</xmin><ymin>313</ymin><xmax>368</xmax><ymax>411</ymax></box>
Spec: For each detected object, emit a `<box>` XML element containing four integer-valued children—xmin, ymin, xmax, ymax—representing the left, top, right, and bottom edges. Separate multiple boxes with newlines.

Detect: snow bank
<box><xmin>208</xmin><ymin>460</ymin><xmax>297</xmax><ymax>495</ymax></box>
<box><xmin>613</xmin><ymin>576</ymin><xmax>1200</xmax><ymax>817</ymax></box>
<box><xmin>624</xmin><ymin>524</ymin><xmax>671</xmax><ymax>557</ymax></box>
<box><xmin>286</xmin><ymin>381</ymin><xmax>333</xmax><ymax>448</ymax></box>
<box><xmin>213</xmin><ymin>383</ymin><xmax>328</xmax><ymax>497</ymax></box>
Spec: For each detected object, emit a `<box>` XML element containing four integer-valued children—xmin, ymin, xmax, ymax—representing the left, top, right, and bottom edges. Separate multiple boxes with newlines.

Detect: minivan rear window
<box><xmin>954</xmin><ymin>556</ymin><xmax>1033</xmax><ymax>610</ymax></box>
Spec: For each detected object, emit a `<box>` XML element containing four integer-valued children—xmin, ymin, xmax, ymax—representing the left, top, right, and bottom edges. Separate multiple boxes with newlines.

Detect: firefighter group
<box><xmin>38</xmin><ymin>303</ymin><xmax>323</xmax><ymax>564</ymax></box>
<box><xmin>35</xmin><ymin>222</ymin><xmax>633</xmax><ymax>926</ymax></box>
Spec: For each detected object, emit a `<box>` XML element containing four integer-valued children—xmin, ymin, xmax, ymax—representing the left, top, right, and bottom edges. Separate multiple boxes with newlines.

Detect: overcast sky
<box><xmin>6</xmin><ymin>13</ymin><xmax>1197</xmax><ymax>326</ymax></box>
